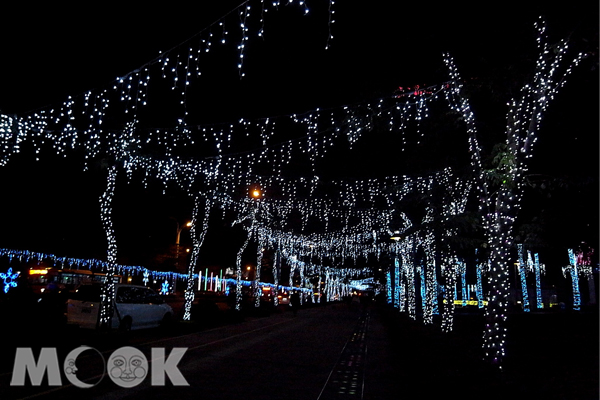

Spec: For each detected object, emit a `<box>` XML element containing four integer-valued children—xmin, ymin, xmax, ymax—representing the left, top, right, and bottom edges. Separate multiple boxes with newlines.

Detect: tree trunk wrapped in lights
<box><xmin>443</xmin><ymin>17</ymin><xmax>588</xmax><ymax>367</ymax></box>
<box><xmin>530</xmin><ymin>251</ymin><xmax>544</xmax><ymax>309</ymax></box>
<box><xmin>564</xmin><ymin>249</ymin><xmax>581</xmax><ymax>311</ymax></box>
<box><xmin>399</xmin><ymin>237</ymin><xmax>416</xmax><ymax>320</ymax></box>
<box><xmin>183</xmin><ymin>196</ymin><xmax>211</xmax><ymax>321</ymax></box>
<box><xmin>421</xmin><ymin>229</ymin><xmax>437</xmax><ymax>325</ymax></box>
<box><xmin>440</xmin><ymin>255</ymin><xmax>457</xmax><ymax>333</ymax></box>
<box><xmin>517</xmin><ymin>244</ymin><xmax>531</xmax><ymax>312</ymax></box>
<box><xmin>233</xmin><ymin>200</ymin><xmax>260</xmax><ymax>311</ymax></box>
<box><xmin>254</xmin><ymin>233</ymin><xmax>266</xmax><ymax>308</ymax></box>
<box><xmin>99</xmin><ymin>165</ymin><xmax>118</xmax><ymax>329</ymax></box>
<box><xmin>576</xmin><ymin>245</ymin><xmax>596</xmax><ymax>306</ymax></box>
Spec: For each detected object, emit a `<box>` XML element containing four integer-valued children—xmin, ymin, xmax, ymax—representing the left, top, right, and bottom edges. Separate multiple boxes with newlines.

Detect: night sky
<box><xmin>0</xmin><ymin>1</ymin><xmax>597</xmax><ymax>274</ymax></box>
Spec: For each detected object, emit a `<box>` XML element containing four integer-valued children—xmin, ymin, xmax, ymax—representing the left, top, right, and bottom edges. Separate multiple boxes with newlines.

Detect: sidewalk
<box><xmin>364</xmin><ymin>305</ymin><xmax>599</xmax><ymax>400</ymax></box>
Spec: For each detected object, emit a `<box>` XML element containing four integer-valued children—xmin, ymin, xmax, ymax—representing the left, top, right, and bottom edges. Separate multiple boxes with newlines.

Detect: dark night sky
<box><xmin>0</xmin><ymin>1</ymin><xmax>597</xmax><ymax>272</ymax></box>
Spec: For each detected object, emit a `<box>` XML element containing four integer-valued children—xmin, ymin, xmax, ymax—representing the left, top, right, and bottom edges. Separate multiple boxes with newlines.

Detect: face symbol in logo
<box><xmin>108</xmin><ymin>347</ymin><xmax>148</xmax><ymax>388</ymax></box>
<box><xmin>64</xmin><ymin>359</ymin><xmax>77</xmax><ymax>375</ymax></box>
<box><xmin>63</xmin><ymin>346</ymin><xmax>105</xmax><ymax>389</ymax></box>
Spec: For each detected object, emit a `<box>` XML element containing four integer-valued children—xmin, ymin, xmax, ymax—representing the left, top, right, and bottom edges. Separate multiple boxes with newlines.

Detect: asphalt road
<box><xmin>2</xmin><ymin>304</ymin><xmax>379</xmax><ymax>400</ymax></box>
<box><xmin>1</xmin><ymin>303</ymin><xmax>598</xmax><ymax>400</ymax></box>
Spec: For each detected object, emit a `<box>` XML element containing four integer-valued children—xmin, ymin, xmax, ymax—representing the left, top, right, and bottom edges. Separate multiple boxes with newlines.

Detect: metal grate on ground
<box><xmin>317</xmin><ymin>311</ymin><xmax>370</xmax><ymax>399</ymax></box>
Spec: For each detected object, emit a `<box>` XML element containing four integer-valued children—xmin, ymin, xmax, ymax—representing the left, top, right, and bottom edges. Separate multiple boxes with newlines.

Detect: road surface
<box><xmin>1</xmin><ymin>303</ymin><xmax>398</xmax><ymax>400</ymax></box>
<box><xmin>1</xmin><ymin>302</ymin><xmax>597</xmax><ymax>400</ymax></box>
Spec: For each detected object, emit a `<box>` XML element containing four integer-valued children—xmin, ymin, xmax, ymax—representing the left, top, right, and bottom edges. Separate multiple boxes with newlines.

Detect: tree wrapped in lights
<box><xmin>476</xmin><ymin>262</ymin><xmax>485</xmax><ymax>309</ymax></box>
<box><xmin>564</xmin><ymin>249</ymin><xmax>581</xmax><ymax>311</ymax></box>
<box><xmin>99</xmin><ymin>165</ymin><xmax>118</xmax><ymax>328</ymax></box>
<box><xmin>386</xmin><ymin>268</ymin><xmax>393</xmax><ymax>305</ymax></box>
<box><xmin>393</xmin><ymin>256</ymin><xmax>403</xmax><ymax>310</ymax></box>
<box><xmin>517</xmin><ymin>244</ymin><xmax>531</xmax><ymax>312</ymax></box>
<box><xmin>233</xmin><ymin>196</ymin><xmax>262</xmax><ymax>311</ymax></box>
<box><xmin>183</xmin><ymin>196</ymin><xmax>212</xmax><ymax>321</ymax></box>
<box><xmin>443</xmin><ymin>17</ymin><xmax>588</xmax><ymax>366</ymax></box>
<box><xmin>254</xmin><ymin>234</ymin><xmax>266</xmax><ymax>308</ymax></box>
<box><xmin>440</xmin><ymin>255</ymin><xmax>457</xmax><ymax>333</ymax></box>
<box><xmin>458</xmin><ymin>259</ymin><xmax>467</xmax><ymax>307</ymax></box>
<box><xmin>420</xmin><ymin>224</ymin><xmax>438</xmax><ymax>324</ymax></box>
<box><xmin>576</xmin><ymin>243</ymin><xmax>596</xmax><ymax>306</ymax></box>
<box><xmin>398</xmin><ymin>237</ymin><xmax>416</xmax><ymax>320</ymax></box>
<box><xmin>530</xmin><ymin>251</ymin><xmax>545</xmax><ymax>309</ymax></box>
<box><xmin>563</xmin><ymin>245</ymin><xmax>596</xmax><ymax>310</ymax></box>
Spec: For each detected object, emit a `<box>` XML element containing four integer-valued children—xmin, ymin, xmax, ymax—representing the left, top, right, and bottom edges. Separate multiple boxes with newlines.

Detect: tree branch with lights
<box><xmin>443</xmin><ymin>17</ymin><xmax>589</xmax><ymax>367</ymax></box>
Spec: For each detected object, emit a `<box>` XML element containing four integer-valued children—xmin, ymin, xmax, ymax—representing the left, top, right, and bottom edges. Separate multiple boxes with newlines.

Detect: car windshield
<box><xmin>116</xmin><ymin>286</ymin><xmax>163</xmax><ymax>304</ymax></box>
<box><xmin>73</xmin><ymin>285</ymin><xmax>102</xmax><ymax>302</ymax></box>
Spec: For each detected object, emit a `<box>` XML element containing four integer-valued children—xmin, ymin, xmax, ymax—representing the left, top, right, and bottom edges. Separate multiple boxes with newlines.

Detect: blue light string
<box><xmin>419</xmin><ymin>265</ymin><xmax>426</xmax><ymax>313</ymax></box>
<box><xmin>0</xmin><ymin>268</ymin><xmax>19</xmax><ymax>293</ymax></box>
<box><xmin>0</xmin><ymin>247</ymin><xmax>311</xmax><ymax>296</ymax></box>
<box><xmin>567</xmin><ymin>249</ymin><xmax>581</xmax><ymax>311</ymax></box>
<box><xmin>532</xmin><ymin>252</ymin><xmax>542</xmax><ymax>309</ymax></box>
<box><xmin>517</xmin><ymin>244</ymin><xmax>530</xmax><ymax>312</ymax></box>
<box><xmin>476</xmin><ymin>264</ymin><xmax>484</xmax><ymax>309</ymax></box>
<box><xmin>432</xmin><ymin>278</ymin><xmax>439</xmax><ymax>315</ymax></box>
<box><xmin>393</xmin><ymin>257</ymin><xmax>400</xmax><ymax>308</ymax></box>
<box><xmin>459</xmin><ymin>260</ymin><xmax>467</xmax><ymax>307</ymax></box>
<box><xmin>386</xmin><ymin>269</ymin><xmax>392</xmax><ymax>304</ymax></box>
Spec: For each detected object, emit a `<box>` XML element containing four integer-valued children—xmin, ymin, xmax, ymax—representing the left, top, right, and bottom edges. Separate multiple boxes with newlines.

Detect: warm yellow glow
<box><xmin>390</xmin><ymin>230</ymin><xmax>402</xmax><ymax>241</ymax></box>
<box><xmin>29</xmin><ymin>269</ymin><xmax>48</xmax><ymax>275</ymax></box>
<box><xmin>252</xmin><ymin>189</ymin><xmax>261</xmax><ymax>198</ymax></box>
<box><xmin>443</xmin><ymin>299</ymin><xmax>489</xmax><ymax>306</ymax></box>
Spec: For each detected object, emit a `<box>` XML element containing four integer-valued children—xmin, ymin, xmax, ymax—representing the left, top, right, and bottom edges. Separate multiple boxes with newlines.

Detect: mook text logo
<box><xmin>10</xmin><ymin>346</ymin><xmax>189</xmax><ymax>388</ymax></box>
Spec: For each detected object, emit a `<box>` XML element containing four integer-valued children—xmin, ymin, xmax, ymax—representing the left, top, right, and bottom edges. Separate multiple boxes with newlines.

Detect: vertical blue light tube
<box><xmin>394</xmin><ymin>257</ymin><xmax>400</xmax><ymax>308</ymax></box>
<box><xmin>386</xmin><ymin>269</ymin><xmax>392</xmax><ymax>305</ymax></box>
<box><xmin>476</xmin><ymin>264</ymin><xmax>484</xmax><ymax>309</ymax></box>
<box><xmin>568</xmin><ymin>249</ymin><xmax>581</xmax><ymax>311</ymax></box>
<box><xmin>533</xmin><ymin>253</ymin><xmax>542</xmax><ymax>309</ymax></box>
<box><xmin>518</xmin><ymin>244</ymin><xmax>530</xmax><ymax>312</ymax></box>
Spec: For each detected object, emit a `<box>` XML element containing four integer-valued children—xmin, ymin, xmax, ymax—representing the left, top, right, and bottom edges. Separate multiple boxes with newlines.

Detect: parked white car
<box><xmin>66</xmin><ymin>284</ymin><xmax>174</xmax><ymax>331</ymax></box>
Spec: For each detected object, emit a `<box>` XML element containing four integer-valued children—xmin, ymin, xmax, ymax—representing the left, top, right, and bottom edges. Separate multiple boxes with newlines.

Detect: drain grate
<box><xmin>317</xmin><ymin>312</ymin><xmax>369</xmax><ymax>399</ymax></box>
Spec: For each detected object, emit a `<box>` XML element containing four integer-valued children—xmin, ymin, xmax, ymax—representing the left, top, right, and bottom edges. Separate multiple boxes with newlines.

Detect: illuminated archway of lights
<box><xmin>0</xmin><ymin>9</ymin><xmax>590</xmax><ymax>369</ymax></box>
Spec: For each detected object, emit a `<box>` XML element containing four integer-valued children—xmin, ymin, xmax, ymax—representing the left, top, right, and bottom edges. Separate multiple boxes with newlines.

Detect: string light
<box><xmin>0</xmin><ymin>8</ymin><xmax>590</xmax><ymax>366</ymax></box>
<box><xmin>393</xmin><ymin>256</ymin><xmax>401</xmax><ymax>309</ymax></box>
<box><xmin>458</xmin><ymin>260</ymin><xmax>467</xmax><ymax>307</ymax></box>
<box><xmin>517</xmin><ymin>244</ymin><xmax>530</xmax><ymax>312</ymax></box>
<box><xmin>99</xmin><ymin>165</ymin><xmax>118</xmax><ymax>328</ymax></box>
<box><xmin>443</xmin><ymin>17</ymin><xmax>587</xmax><ymax>367</ymax></box>
<box><xmin>183</xmin><ymin>196</ymin><xmax>212</xmax><ymax>321</ymax></box>
<box><xmin>476</xmin><ymin>262</ymin><xmax>485</xmax><ymax>309</ymax></box>
<box><xmin>564</xmin><ymin>249</ymin><xmax>581</xmax><ymax>311</ymax></box>
<box><xmin>325</xmin><ymin>0</ymin><xmax>335</xmax><ymax>50</ymax></box>
<box><xmin>440</xmin><ymin>256</ymin><xmax>457</xmax><ymax>333</ymax></box>
<box><xmin>576</xmin><ymin>244</ymin><xmax>596</xmax><ymax>306</ymax></box>
<box><xmin>530</xmin><ymin>251</ymin><xmax>544</xmax><ymax>309</ymax></box>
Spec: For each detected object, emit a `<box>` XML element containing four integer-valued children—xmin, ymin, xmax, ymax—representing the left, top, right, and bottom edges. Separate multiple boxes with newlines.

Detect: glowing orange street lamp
<box><xmin>250</xmin><ymin>187</ymin><xmax>262</xmax><ymax>199</ymax></box>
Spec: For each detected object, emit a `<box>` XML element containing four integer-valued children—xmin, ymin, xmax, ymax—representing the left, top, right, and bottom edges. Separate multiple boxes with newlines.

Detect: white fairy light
<box><xmin>442</xmin><ymin>18</ymin><xmax>587</xmax><ymax>367</ymax></box>
<box><xmin>517</xmin><ymin>244</ymin><xmax>530</xmax><ymax>312</ymax></box>
<box><xmin>0</xmin><ymin>7</ymin><xmax>590</xmax><ymax>371</ymax></box>
<box><xmin>183</xmin><ymin>196</ymin><xmax>212</xmax><ymax>321</ymax></box>
<box><xmin>98</xmin><ymin>165</ymin><xmax>118</xmax><ymax>328</ymax></box>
